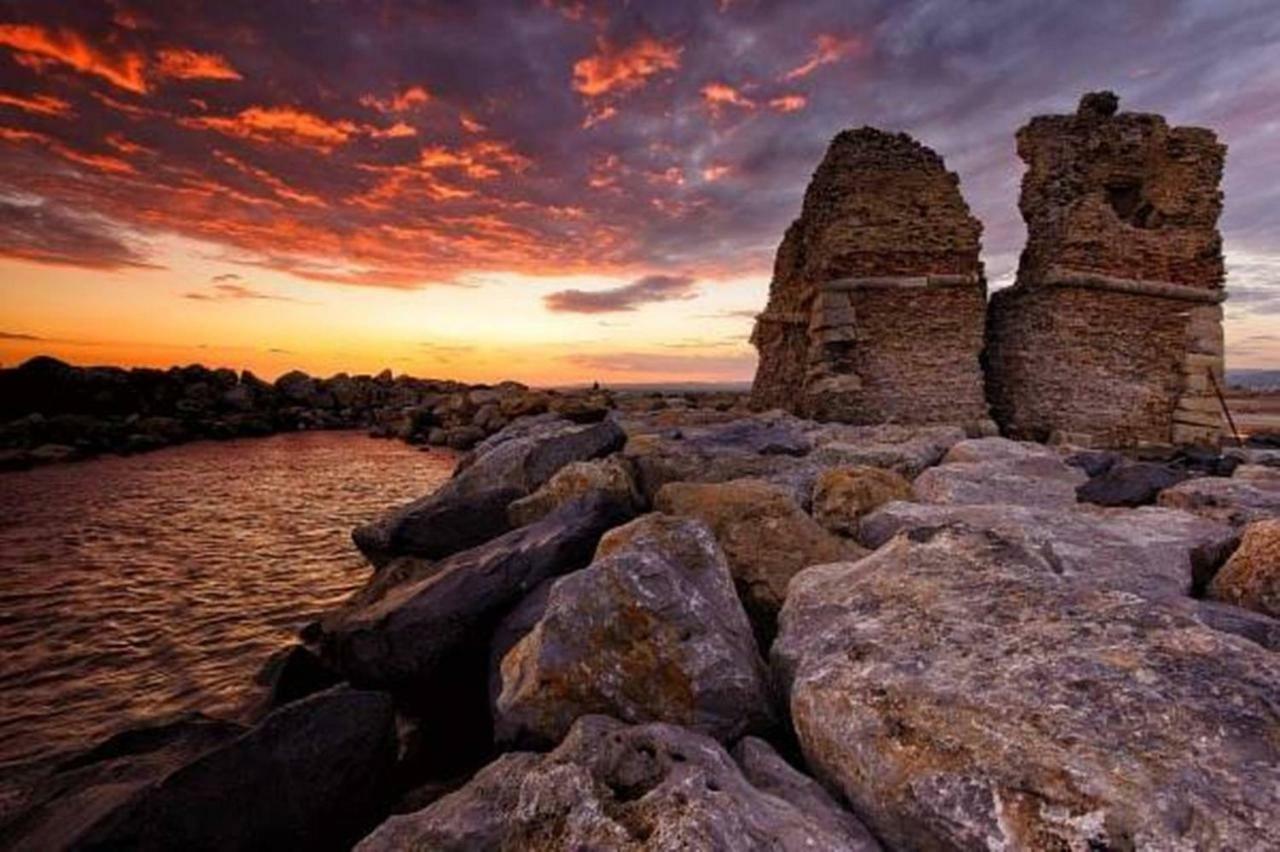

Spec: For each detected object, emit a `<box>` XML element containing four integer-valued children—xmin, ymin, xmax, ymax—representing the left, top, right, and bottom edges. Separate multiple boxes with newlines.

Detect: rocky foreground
<box><xmin>2</xmin><ymin>404</ymin><xmax>1279</xmax><ymax>850</ymax></box>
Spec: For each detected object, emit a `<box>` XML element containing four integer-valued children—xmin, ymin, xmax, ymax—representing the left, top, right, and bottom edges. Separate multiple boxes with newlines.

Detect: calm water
<box><xmin>0</xmin><ymin>431</ymin><xmax>455</xmax><ymax>765</ymax></box>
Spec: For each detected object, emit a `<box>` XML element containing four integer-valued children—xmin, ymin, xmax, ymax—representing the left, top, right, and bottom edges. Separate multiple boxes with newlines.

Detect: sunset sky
<box><xmin>0</xmin><ymin>0</ymin><xmax>1277</xmax><ymax>385</ymax></box>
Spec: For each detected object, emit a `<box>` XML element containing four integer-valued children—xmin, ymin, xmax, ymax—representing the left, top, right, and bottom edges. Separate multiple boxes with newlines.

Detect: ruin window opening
<box><xmin>1106</xmin><ymin>180</ymin><xmax>1161</xmax><ymax>229</ymax></box>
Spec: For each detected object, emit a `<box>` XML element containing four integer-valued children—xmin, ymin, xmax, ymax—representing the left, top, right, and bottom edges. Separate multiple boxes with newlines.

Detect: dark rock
<box><xmin>774</xmin><ymin>525</ymin><xmax>1280</xmax><ymax>851</ymax></box>
<box><xmin>324</xmin><ymin>493</ymin><xmax>633</xmax><ymax>688</ymax></box>
<box><xmin>1063</xmin><ymin>448</ymin><xmax>1124</xmax><ymax>477</ymax></box>
<box><xmin>252</xmin><ymin>644</ymin><xmax>343</xmax><ymax>714</ymax></box>
<box><xmin>1076</xmin><ymin>461</ymin><xmax>1189</xmax><ymax>507</ymax></box>
<box><xmin>357</xmin><ymin>716</ymin><xmax>880</xmax><ymax>851</ymax></box>
<box><xmin>493</xmin><ymin>513</ymin><xmax>773</xmax><ymax>746</ymax></box>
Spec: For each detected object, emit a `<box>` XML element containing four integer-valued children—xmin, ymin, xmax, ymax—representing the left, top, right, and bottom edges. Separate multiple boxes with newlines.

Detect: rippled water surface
<box><xmin>0</xmin><ymin>431</ymin><xmax>456</xmax><ymax>765</ymax></box>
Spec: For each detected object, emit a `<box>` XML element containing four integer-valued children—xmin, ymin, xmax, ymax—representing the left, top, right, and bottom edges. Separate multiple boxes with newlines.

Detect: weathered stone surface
<box><xmin>1208</xmin><ymin>518</ymin><xmax>1280</xmax><ymax>617</ymax></box>
<box><xmin>354</xmin><ymin>415</ymin><xmax>625</xmax><ymax>564</ymax></box>
<box><xmin>911</xmin><ymin>437</ymin><xmax>1086</xmax><ymax>508</ymax></box>
<box><xmin>806</xmin><ymin>423</ymin><xmax>965</xmax><ymax>476</ymax></box>
<box><xmin>774</xmin><ymin>526</ymin><xmax>1280</xmax><ymax>851</ymax></box>
<box><xmin>1076</xmin><ymin>460</ymin><xmax>1190</xmax><ymax>507</ymax></box>
<box><xmin>494</xmin><ymin>514</ymin><xmax>772</xmax><ymax>746</ymax></box>
<box><xmin>654</xmin><ymin>479</ymin><xmax>864</xmax><ymax>629</ymax></box>
<box><xmin>4</xmin><ymin>688</ymin><xmax>397</xmax><ymax>852</ymax></box>
<box><xmin>750</xmin><ymin>128</ymin><xmax>989</xmax><ymax>427</ymax></box>
<box><xmin>507</xmin><ymin>455</ymin><xmax>640</xmax><ymax>527</ymax></box>
<box><xmin>860</xmin><ymin>501</ymin><xmax>1236</xmax><ymax>598</ymax></box>
<box><xmin>357</xmin><ymin>716</ymin><xmax>880</xmax><ymax>852</ymax></box>
<box><xmin>986</xmin><ymin>92</ymin><xmax>1227</xmax><ymax>447</ymax></box>
<box><xmin>1157</xmin><ymin>474</ymin><xmax>1280</xmax><ymax>526</ymax></box>
<box><xmin>323</xmin><ymin>493</ymin><xmax>633</xmax><ymax>687</ymax></box>
<box><xmin>811</xmin><ymin>466</ymin><xmax>914</xmax><ymax>535</ymax></box>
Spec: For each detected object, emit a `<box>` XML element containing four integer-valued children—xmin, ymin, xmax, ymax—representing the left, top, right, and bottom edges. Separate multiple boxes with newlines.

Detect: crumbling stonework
<box><xmin>986</xmin><ymin>92</ymin><xmax>1227</xmax><ymax>446</ymax></box>
<box><xmin>750</xmin><ymin>128</ymin><xmax>990</xmax><ymax>428</ymax></box>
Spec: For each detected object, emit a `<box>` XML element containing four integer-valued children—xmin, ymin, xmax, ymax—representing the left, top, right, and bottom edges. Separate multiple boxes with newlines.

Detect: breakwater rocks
<box><xmin>5</xmin><ymin>405</ymin><xmax>1278</xmax><ymax>850</ymax></box>
<box><xmin>0</xmin><ymin>355</ymin><xmax>746</xmax><ymax>470</ymax></box>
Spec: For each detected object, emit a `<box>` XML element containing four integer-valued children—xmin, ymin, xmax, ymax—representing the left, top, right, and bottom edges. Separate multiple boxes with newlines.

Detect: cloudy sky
<box><xmin>0</xmin><ymin>0</ymin><xmax>1277</xmax><ymax>383</ymax></box>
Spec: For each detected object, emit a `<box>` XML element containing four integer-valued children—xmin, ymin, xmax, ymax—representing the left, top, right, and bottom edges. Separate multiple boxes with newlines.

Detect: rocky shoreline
<box><xmin>0</xmin><ymin>355</ymin><xmax>745</xmax><ymax>471</ymax></box>
<box><xmin>2</xmin><ymin>400</ymin><xmax>1278</xmax><ymax>850</ymax></box>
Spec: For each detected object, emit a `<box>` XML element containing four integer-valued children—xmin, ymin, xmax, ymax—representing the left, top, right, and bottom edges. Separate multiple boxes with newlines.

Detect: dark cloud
<box><xmin>183</xmin><ymin>281</ymin><xmax>300</xmax><ymax>302</ymax></box>
<box><xmin>0</xmin><ymin>0</ymin><xmax>1275</xmax><ymax>327</ymax></box>
<box><xmin>0</xmin><ymin>330</ymin><xmax>42</xmax><ymax>340</ymax></box>
<box><xmin>545</xmin><ymin>273</ymin><xmax>696</xmax><ymax>313</ymax></box>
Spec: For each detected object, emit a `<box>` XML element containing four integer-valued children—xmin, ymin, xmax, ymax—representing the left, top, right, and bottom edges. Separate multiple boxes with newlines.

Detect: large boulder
<box><xmin>910</xmin><ymin>437</ymin><xmax>1086</xmax><ymax>508</ymax></box>
<box><xmin>805</xmin><ymin>423</ymin><xmax>965</xmax><ymax>476</ymax></box>
<box><xmin>1075</xmin><ymin>461</ymin><xmax>1189</xmax><ymax>507</ymax></box>
<box><xmin>356</xmin><ymin>716</ymin><xmax>880</xmax><ymax>852</ymax></box>
<box><xmin>774</xmin><ymin>526</ymin><xmax>1280</xmax><ymax>851</ymax></box>
<box><xmin>1208</xmin><ymin>518</ymin><xmax>1280</xmax><ymax>617</ymax></box>
<box><xmin>1157</xmin><ymin>475</ymin><xmax>1280</xmax><ymax>526</ymax></box>
<box><xmin>493</xmin><ymin>514</ymin><xmax>772</xmax><ymax>746</ymax></box>
<box><xmin>354</xmin><ymin>415</ymin><xmax>625</xmax><ymax>564</ymax></box>
<box><xmin>507</xmin><ymin>455</ymin><xmax>641</xmax><ymax>527</ymax></box>
<box><xmin>860</xmin><ymin>501</ymin><xmax>1236</xmax><ymax>599</ymax></box>
<box><xmin>654</xmin><ymin>479</ymin><xmax>864</xmax><ymax>631</ymax></box>
<box><xmin>323</xmin><ymin>493</ymin><xmax>632</xmax><ymax>688</ymax></box>
<box><xmin>3</xmin><ymin>688</ymin><xmax>397</xmax><ymax>852</ymax></box>
<box><xmin>811</xmin><ymin>466</ymin><xmax>914</xmax><ymax>535</ymax></box>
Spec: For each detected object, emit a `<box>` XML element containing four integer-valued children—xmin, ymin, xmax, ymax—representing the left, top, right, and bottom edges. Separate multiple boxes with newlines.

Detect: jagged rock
<box><xmin>860</xmin><ymin>501</ymin><xmax>1236</xmax><ymax>598</ymax></box>
<box><xmin>323</xmin><ymin>493</ymin><xmax>632</xmax><ymax>688</ymax></box>
<box><xmin>493</xmin><ymin>514</ymin><xmax>772</xmax><ymax>746</ymax></box>
<box><xmin>252</xmin><ymin>644</ymin><xmax>342</xmax><ymax>715</ymax></box>
<box><xmin>1075</xmin><ymin>460</ymin><xmax>1189</xmax><ymax>507</ymax></box>
<box><xmin>357</xmin><ymin>716</ymin><xmax>879</xmax><ymax>852</ymax></box>
<box><xmin>750</xmin><ymin>127</ymin><xmax>989</xmax><ymax>427</ymax></box>
<box><xmin>1157</xmin><ymin>475</ymin><xmax>1280</xmax><ymax>526</ymax></box>
<box><xmin>986</xmin><ymin>92</ymin><xmax>1227</xmax><ymax>447</ymax></box>
<box><xmin>3</xmin><ymin>688</ymin><xmax>396</xmax><ymax>852</ymax></box>
<box><xmin>507</xmin><ymin>455</ymin><xmax>640</xmax><ymax>527</ymax></box>
<box><xmin>911</xmin><ymin>437</ymin><xmax>1086</xmax><ymax>508</ymax></box>
<box><xmin>774</xmin><ymin>526</ymin><xmax>1280</xmax><ymax>851</ymax></box>
<box><xmin>654</xmin><ymin>479</ymin><xmax>863</xmax><ymax>631</ymax></box>
<box><xmin>811</xmin><ymin>466</ymin><xmax>914</xmax><ymax>535</ymax></box>
<box><xmin>1193</xmin><ymin>599</ymin><xmax>1280</xmax><ymax>651</ymax></box>
<box><xmin>1208</xmin><ymin>518</ymin><xmax>1280</xmax><ymax>617</ymax></box>
<box><xmin>354</xmin><ymin>416</ymin><xmax>625</xmax><ymax>564</ymax></box>
<box><xmin>805</xmin><ymin>423</ymin><xmax>965</xmax><ymax>477</ymax></box>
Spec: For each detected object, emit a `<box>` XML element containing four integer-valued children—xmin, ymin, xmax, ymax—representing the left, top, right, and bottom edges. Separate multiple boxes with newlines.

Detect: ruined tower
<box><xmin>750</xmin><ymin>129</ymin><xmax>990</xmax><ymax>427</ymax></box>
<box><xmin>986</xmin><ymin>92</ymin><xmax>1227</xmax><ymax>446</ymax></box>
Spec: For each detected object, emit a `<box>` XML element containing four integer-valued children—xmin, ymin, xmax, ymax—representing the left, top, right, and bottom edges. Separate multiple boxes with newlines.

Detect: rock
<box><xmin>445</xmin><ymin>425</ymin><xmax>486</xmax><ymax>450</ymax></box>
<box><xmin>1075</xmin><ymin>461</ymin><xmax>1189</xmax><ymax>507</ymax></box>
<box><xmin>911</xmin><ymin>437</ymin><xmax>1086</xmax><ymax>508</ymax></box>
<box><xmin>774</xmin><ymin>526</ymin><xmax>1280</xmax><ymax>851</ymax></box>
<box><xmin>357</xmin><ymin>716</ymin><xmax>879</xmax><ymax>852</ymax></box>
<box><xmin>1192</xmin><ymin>599</ymin><xmax>1280</xmax><ymax>651</ymax></box>
<box><xmin>1208</xmin><ymin>518</ymin><xmax>1280</xmax><ymax>617</ymax></box>
<box><xmin>324</xmin><ymin>493</ymin><xmax>633</xmax><ymax>688</ymax></box>
<box><xmin>811</xmin><ymin>466</ymin><xmax>914</xmax><ymax>535</ymax></box>
<box><xmin>805</xmin><ymin>423</ymin><xmax>965</xmax><ymax>477</ymax></box>
<box><xmin>1234</xmin><ymin>463</ymin><xmax>1280</xmax><ymax>485</ymax></box>
<box><xmin>252</xmin><ymin>644</ymin><xmax>343</xmax><ymax>714</ymax></box>
<box><xmin>1157</xmin><ymin>475</ymin><xmax>1280</xmax><ymax>526</ymax></box>
<box><xmin>1063</xmin><ymin>448</ymin><xmax>1125</xmax><ymax>477</ymax></box>
<box><xmin>494</xmin><ymin>514</ymin><xmax>772</xmax><ymax>746</ymax></box>
<box><xmin>3</xmin><ymin>688</ymin><xmax>396</xmax><ymax>852</ymax></box>
<box><xmin>860</xmin><ymin>500</ymin><xmax>1236</xmax><ymax>598</ymax></box>
<box><xmin>654</xmin><ymin>479</ymin><xmax>864</xmax><ymax>632</ymax></box>
<box><xmin>354</xmin><ymin>415</ymin><xmax>625</xmax><ymax>564</ymax></box>
<box><xmin>507</xmin><ymin>455</ymin><xmax>640</xmax><ymax>527</ymax></box>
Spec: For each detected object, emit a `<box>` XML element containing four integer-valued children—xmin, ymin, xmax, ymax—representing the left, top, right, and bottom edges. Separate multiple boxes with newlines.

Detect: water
<box><xmin>0</xmin><ymin>431</ymin><xmax>456</xmax><ymax>766</ymax></box>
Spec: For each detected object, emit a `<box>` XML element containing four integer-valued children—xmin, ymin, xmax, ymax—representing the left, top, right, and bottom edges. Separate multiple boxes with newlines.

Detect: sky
<box><xmin>0</xmin><ymin>0</ymin><xmax>1277</xmax><ymax>385</ymax></box>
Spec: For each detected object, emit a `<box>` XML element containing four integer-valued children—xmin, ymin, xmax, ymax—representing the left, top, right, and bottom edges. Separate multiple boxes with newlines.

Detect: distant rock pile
<box><xmin>750</xmin><ymin>129</ymin><xmax>991</xmax><ymax>431</ymax></box>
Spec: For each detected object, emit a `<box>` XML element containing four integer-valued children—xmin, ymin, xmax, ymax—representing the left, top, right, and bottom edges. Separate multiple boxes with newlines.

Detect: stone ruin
<box><xmin>751</xmin><ymin>94</ymin><xmax>1228</xmax><ymax>448</ymax></box>
<box><xmin>986</xmin><ymin>92</ymin><xmax>1227</xmax><ymax>446</ymax></box>
<box><xmin>749</xmin><ymin>128</ymin><xmax>991</xmax><ymax>429</ymax></box>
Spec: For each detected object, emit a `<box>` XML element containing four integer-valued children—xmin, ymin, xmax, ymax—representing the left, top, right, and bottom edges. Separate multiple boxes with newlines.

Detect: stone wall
<box><xmin>750</xmin><ymin>128</ymin><xmax>990</xmax><ymax>428</ymax></box>
<box><xmin>986</xmin><ymin>92</ymin><xmax>1228</xmax><ymax>447</ymax></box>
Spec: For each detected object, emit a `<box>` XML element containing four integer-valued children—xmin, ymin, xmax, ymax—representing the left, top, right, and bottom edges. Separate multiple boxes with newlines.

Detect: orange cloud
<box><xmin>183</xmin><ymin>105</ymin><xmax>359</xmax><ymax>150</ymax></box>
<box><xmin>459</xmin><ymin>113</ymin><xmax>486</xmax><ymax>134</ymax></box>
<box><xmin>702</xmin><ymin>164</ymin><xmax>731</xmax><ymax>182</ymax></box>
<box><xmin>215</xmin><ymin>151</ymin><xmax>327</xmax><ymax>207</ymax></box>
<box><xmin>155</xmin><ymin>47</ymin><xmax>242</xmax><ymax>81</ymax></box>
<box><xmin>0</xmin><ymin>91</ymin><xmax>72</xmax><ymax>117</ymax></box>
<box><xmin>0</xmin><ymin>24</ymin><xmax>148</xmax><ymax>93</ymax></box>
<box><xmin>582</xmin><ymin>104</ymin><xmax>617</xmax><ymax>128</ymax></box>
<box><xmin>769</xmin><ymin>94</ymin><xmax>807</xmax><ymax>113</ymax></box>
<box><xmin>783</xmin><ymin>33</ymin><xmax>864</xmax><ymax>81</ymax></box>
<box><xmin>0</xmin><ymin>124</ymin><xmax>135</xmax><ymax>173</ymax></box>
<box><xmin>572</xmin><ymin>35</ymin><xmax>681</xmax><ymax>98</ymax></box>
<box><xmin>360</xmin><ymin>85</ymin><xmax>430</xmax><ymax>114</ymax></box>
<box><xmin>417</xmin><ymin>140</ymin><xmax>531</xmax><ymax>179</ymax></box>
<box><xmin>701</xmin><ymin>82</ymin><xmax>755</xmax><ymax>115</ymax></box>
<box><xmin>104</xmin><ymin>132</ymin><xmax>154</xmax><ymax>156</ymax></box>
